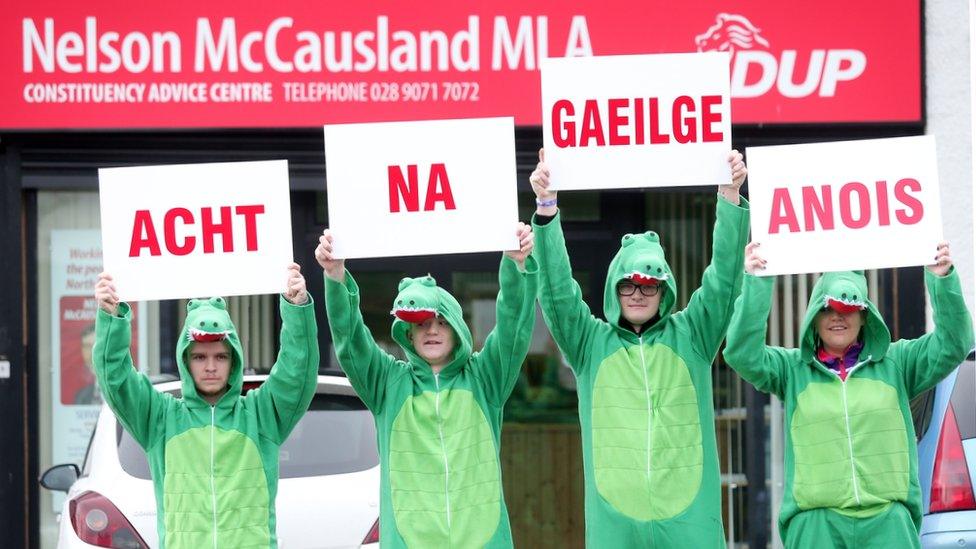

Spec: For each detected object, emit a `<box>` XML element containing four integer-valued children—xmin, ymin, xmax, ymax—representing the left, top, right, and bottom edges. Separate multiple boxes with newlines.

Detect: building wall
<box><xmin>926</xmin><ymin>0</ymin><xmax>975</xmax><ymax>321</ymax></box>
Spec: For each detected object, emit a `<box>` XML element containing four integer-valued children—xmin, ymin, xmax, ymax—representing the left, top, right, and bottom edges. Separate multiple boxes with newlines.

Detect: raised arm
<box><xmin>675</xmin><ymin>150</ymin><xmax>751</xmax><ymax>362</ymax></box>
<box><xmin>318</xmin><ymin>230</ymin><xmax>398</xmax><ymax>413</ymax></box>
<box><xmin>92</xmin><ymin>273</ymin><xmax>167</xmax><ymax>450</ymax></box>
<box><xmin>470</xmin><ymin>223</ymin><xmax>540</xmax><ymax>407</ymax></box>
<box><xmin>530</xmin><ymin>148</ymin><xmax>601</xmax><ymax>372</ymax></box>
<box><xmin>247</xmin><ymin>263</ymin><xmax>320</xmax><ymax>443</ymax></box>
<box><xmin>889</xmin><ymin>243</ymin><xmax>975</xmax><ymax>398</ymax></box>
<box><xmin>722</xmin><ymin>244</ymin><xmax>796</xmax><ymax>399</ymax></box>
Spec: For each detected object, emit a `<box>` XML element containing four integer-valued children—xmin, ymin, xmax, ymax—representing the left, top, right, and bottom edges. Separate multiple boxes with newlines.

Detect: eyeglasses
<box><xmin>616</xmin><ymin>281</ymin><xmax>660</xmax><ymax>297</ymax></box>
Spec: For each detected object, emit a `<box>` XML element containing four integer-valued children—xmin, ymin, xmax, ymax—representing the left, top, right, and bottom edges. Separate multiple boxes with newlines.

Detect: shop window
<box><xmin>35</xmin><ymin>191</ymin><xmax>161</xmax><ymax>547</ymax></box>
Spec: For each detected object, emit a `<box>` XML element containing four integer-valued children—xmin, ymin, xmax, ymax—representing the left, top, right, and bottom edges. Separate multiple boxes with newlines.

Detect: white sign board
<box><xmin>99</xmin><ymin>160</ymin><xmax>294</xmax><ymax>301</ymax></box>
<box><xmin>324</xmin><ymin>117</ymin><xmax>520</xmax><ymax>259</ymax></box>
<box><xmin>541</xmin><ymin>52</ymin><xmax>732</xmax><ymax>191</ymax></box>
<box><xmin>747</xmin><ymin>135</ymin><xmax>943</xmax><ymax>276</ymax></box>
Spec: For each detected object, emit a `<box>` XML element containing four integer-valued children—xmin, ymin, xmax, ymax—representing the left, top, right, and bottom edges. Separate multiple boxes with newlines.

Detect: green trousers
<box><xmin>784</xmin><ymin>504</ymin><xmax>918</xmax><ymax>549</ymax></box>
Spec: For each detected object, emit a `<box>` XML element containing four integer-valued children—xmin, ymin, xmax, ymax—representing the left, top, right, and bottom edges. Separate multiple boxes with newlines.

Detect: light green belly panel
<box><xmin>389</xmin><ymin>389</ymin><xmax>501</xmax><ymax>548</ymax></box>
<box><xmin>592</xmin><ymin>344</ymin><xmax>703</xmax><ymax>520</ymax></box>
<box><xmin>163</xmin><ymin>426</ymin><xmax>270</xmax><ymax>548</ymax></box>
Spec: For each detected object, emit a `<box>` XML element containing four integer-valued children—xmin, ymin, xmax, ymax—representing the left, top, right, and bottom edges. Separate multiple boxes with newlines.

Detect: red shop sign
<box><xmin>0</xmin><ymin>1</ymin><xmax>920</xmax><ymax>129</ymax></box>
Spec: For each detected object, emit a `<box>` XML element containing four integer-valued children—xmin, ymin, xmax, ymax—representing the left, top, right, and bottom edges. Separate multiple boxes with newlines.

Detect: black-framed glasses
<box><xmin>616</xmin><ymin>281</ymin><xmax>660</xmax><ymax>297</ymax></box>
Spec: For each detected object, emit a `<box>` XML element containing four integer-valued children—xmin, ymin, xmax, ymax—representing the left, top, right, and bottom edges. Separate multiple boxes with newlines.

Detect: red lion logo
<box><xmin>695</xmin><ymin>13</ymin><xmax>770</xmax><ymax>54</ymax></box>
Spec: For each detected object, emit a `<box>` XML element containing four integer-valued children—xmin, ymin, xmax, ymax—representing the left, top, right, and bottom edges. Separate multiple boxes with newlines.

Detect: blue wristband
<box><xmin>536</xmin><ymin>197</ymin><xmax>557</xmax><ymax>208</ymax></box>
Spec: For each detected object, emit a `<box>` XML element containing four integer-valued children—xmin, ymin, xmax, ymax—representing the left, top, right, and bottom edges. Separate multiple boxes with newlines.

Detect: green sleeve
<box><xmin>673</xmin><ymin>196</ymin><xmax>751</xmax><ymax>363</ymax></box>
<box><xmin>324</xmin><ymin>271</ymin><xmax>398</xmax><ymax>414</ymax></box>
<box><xmin>92</xmin><ymin>303</ymin><xmax>167</xmax><ymax>450</ymax></box>
<box><xmin>532</xmin><ymin>211</ymin><xmax>602</xmax><ymax>373</ymax></box>
<box><xmin>722</xmin><ymin>274</ymin><xmax>796</xmax><ymax>400</ymax></box>
<box><xmin>246</xmin><ymin>295</ymin><xmax>320</xmax><ymax>444</ymax></box>
<box><xmin>888</xmin><ymin>268</ymin><xmax>975</xmax><ymax>399</ymax></box>
<box><xmin>469</xmin><ymin>254</ymin><xmax>539</xmax><ymax>408</ymax></box>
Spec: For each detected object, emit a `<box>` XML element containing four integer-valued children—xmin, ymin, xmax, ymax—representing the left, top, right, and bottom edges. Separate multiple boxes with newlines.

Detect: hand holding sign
<box><xmin>719</xmin><ymin>150</ymin><xmax>747</xmax><ymax>205</ymax></box>
<box><xmin>315</xmin><ymin>230</ymin><xmax>345</xmax><ymax>282</ymax></box>
<box><xmin>529</xmin><ymin>148</ymin><xmax>556</xmax><ymax>216</ymax></box>
<box><xmin>743</xmin><ymin>243</ymin><xmax>768</xmax><ymax>275</ymax></box>
<box><xmin>284</xmin><ymin>263</ymin><xmax>308</xmax><ymax>305</ymax></box>
<box><xmin>927</xmin><ymin>241</ymin><xmax>952</xmax><ymax>277</ymax></box>
<box><xmin>94</xmin><ymin>273</ymin><xmax>120</xmax><ymax>316</ymax></box>
<box><xmin>503</xmin><ymin>223</ymin><xmax>535</xmax><ymax>269</ymax></box>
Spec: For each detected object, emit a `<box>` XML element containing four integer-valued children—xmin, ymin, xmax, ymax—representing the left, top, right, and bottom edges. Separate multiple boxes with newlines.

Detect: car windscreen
<box><xmin>117</xmin><ymin>392</ymin><xmax>378</xmax><ymax>480</ymax></box>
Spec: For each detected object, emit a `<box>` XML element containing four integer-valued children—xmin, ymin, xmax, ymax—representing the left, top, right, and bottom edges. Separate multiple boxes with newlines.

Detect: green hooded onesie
<box><xmin>531</xmin><ymin>196</ymin><xmax>750</xmax><ymax>547</ymax></box>
<box><xmin>93</xmin><ymin>295</ymin><xmax>319</xmax><ymax>548</ymax></box>
<box><xmin>324</xmin><ymin>256</ymin><xmax>538</xmax><ymax>548</ymax></box>
<box><xmin>723</xmin><ymin>269</ymin><xmax>974</xmax><ymax>548</ymax></box>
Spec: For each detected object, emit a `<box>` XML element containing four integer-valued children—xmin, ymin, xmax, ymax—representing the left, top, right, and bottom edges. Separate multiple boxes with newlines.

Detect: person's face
<box><xmin>410</xmin><ymin>317</ymin><xmax>456</xmax><ymax>368</ymax></box>
<box><xmin>617</xmin><ymin>281</ymin><xmax>662</xmax><ymax>328</ymax></box>
<box><xmin>188</xmin><ymin>341</ymin><xmax>232</xmax><ymax>401</ymax></box>
<box><xmin>81</xmin><ymin>331</ymin><xmax>96</xmax><ymax>370</ymax></box>
<box><xmin>816</xmin><ymin>308</ymin><xmax>864</xmax><ymax>354</ymax></box>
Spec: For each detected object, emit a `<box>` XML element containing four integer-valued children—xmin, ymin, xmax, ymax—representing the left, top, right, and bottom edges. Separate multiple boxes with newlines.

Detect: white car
<box><xmin>40</xmin><ymin>374</ymin><xmax>381</xmax><ymax>549</ymax></box>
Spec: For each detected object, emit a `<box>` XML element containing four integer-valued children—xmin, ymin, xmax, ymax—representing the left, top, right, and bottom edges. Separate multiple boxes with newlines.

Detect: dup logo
<box><xmin>695</xmin><ymin>12</ymin><xmax>866</xmax><ymax>99</ymax></box>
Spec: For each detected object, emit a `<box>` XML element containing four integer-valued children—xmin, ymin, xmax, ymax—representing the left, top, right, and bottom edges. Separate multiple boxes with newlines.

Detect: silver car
<box><xmin>914</xmin><ymin>350</ymin><xmax>976</xmax><ymax>547</ymax></box>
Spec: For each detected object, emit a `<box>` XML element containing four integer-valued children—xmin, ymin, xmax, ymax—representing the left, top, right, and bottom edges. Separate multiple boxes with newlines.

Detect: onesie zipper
<box><xmin>638</xmin><ymin>335</ymin><xmax>652</xmax><ymax>480</ymax></box>
<box><xmin>210</xmin><ymin>405</ymin><xmax>218</xmax><ymax>549</ymax></box>
<box><xmin>434</xmin><ymin>374</ymin><xmax>452</xmax><ymax>532</ymax></box>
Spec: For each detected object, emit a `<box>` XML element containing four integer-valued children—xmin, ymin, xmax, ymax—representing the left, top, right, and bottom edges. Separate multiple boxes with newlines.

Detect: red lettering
<box><xmin>700</xmin><ymin>95</ymin><xmax>723</xmax><ymax>142</ymax></box>
<box><xmin>235</xmin><ymin>205</ymin><xmax>265</xmax><ymax>251</ymax></box>
<box><xmin>388</xmin><ymin>165</ymin><xmax>420</xmax><ymax>213</ymax></box>
<box><xmin>894</xmin><ymin>178</ymin><xmax>924</xmax><ymax>224</ymax></box>
<box><xmin>579</xmin><ymin>99</ymin><xmax>606</xmax><ymax>147</ymax></box>
<box><xmin>164</xmin><ymin>208</ymin><xmax>195</xmax><ymax>256</ymax></box>
<box><xmin>551</xmin><ymin>95</ymin><xmax>724</xmax><ymax>148</ymax></box>
<box><xmin>201</xmin><ymin>206</ymin><xmax>233</xmax><ymax>253</ymax></box>
<box><xmin>672</xmin><ymin>95</ymin><xmax>697</xmax><ymax>144</ymax></box>
<box><xmin>424</xmin><ymin>163</ymin><xmax>456</xmax><ymax>211</ymax></box>
<box><xmin>633</xmin><ymin>97</ymin><xmax>645</xmax><ymax>145</ymax></box>
<box><xmin>552</xmin><ymin>99</ymin><xmax>575</xmax><ymax>148</ymax></box>
<box><xmin>648</xmin><ymin>98</ymin><xmax>670</xmax><ymax>144</ymax></box>
<box><xmin>839</xmin><ymin>182</ymin><xmax>871</xmax><ymax>229</ymax></box>
<box><xmin>769</xmin><ymin>188</ymin><xmax>800</xmax><ymax>234</ymax></box>
<box><xmin>875</xmin><ymin>181</ymin><xmax>891</xmax><ymax>226</ymax></box>
<box><xmin>128</xmin><ymin>210</ymin><xmax>162</xmax><ymax>257</ymax></box>
<box><xmin>607</xmin><ymin>98</ymin><xmax>629</xmax><ymax>146</ymax></box>
<box><xmin>801</xmin><ymin>185</ymin><xmax>834</xmax><ymax>231</ymax></box>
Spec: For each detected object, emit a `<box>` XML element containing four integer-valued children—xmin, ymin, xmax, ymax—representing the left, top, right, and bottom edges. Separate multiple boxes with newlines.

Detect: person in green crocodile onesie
<box><xmin>528</xmin><ymin>148</ymin><xmax>750</xmax><ymax>547</ymax></box>
<box><xmin>316</xmin><ymin>222</ymin><xmax>537</xmax><ymax>548</ymax></box>
<box><xmin>92</xmin><ymin>263</ymin><xmax>319</xmax><ymax>549</ymax></box>
<box><xmin>723</xmin><ymin>241</ymin><xmax>974</xmax><ymax>548</ymax></box>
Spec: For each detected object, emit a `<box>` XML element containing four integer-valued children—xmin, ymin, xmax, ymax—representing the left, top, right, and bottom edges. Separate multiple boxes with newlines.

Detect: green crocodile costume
<box><xmin>532</xmin><ymin>196</ymin><xmax>749</xmax><ymax>547</ymax></box>
<box><xmin>324</xmin><ymin>256</ymin><xmax>538</xmax><ymax>548</ymax></box>
<box><xmin>93</xmin><ymin>295</ymin><xmax>319</xmax><ymax>548</ymax></box>
<box><xmin>723</xmin><ymin>269</ymin><xmax>974</xmax><ymax>548</ymax></box>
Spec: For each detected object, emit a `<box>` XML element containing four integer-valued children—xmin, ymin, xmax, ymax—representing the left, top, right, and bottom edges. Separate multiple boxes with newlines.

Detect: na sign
<box><xmin>747</xmin><ymin>135</ymin><xmax>943</xmax><ymax>276</ymax></box>
<box><xmin>99</xmin><ymin>160</ymin><xmax>294</xmax><ymax>301</ymax></box>
<box><xmin>324</xmin><ymin>117</ymin><xmax>520</xmax><ymax>259</ymax></box>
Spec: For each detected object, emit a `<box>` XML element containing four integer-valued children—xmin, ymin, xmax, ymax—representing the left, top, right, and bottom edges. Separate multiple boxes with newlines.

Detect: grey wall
<box><xmin>926</xmin><ymin>0</ymin><xmax>975</xmax><ymax>324</ymax></box>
